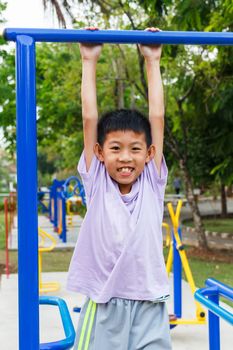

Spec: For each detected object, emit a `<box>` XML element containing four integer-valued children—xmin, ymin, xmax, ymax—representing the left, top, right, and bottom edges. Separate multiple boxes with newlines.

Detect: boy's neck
<box><xmin>118</xmin><ymin>183</ymin><xmax>132</xmax><ymax>195</ymax></box>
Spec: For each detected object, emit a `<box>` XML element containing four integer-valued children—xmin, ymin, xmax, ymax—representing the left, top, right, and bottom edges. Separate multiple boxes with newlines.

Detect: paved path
<box><xmin>0</xmin><ymin>272</ymin><xmax>232</xmax><ymax>350</ymax></box>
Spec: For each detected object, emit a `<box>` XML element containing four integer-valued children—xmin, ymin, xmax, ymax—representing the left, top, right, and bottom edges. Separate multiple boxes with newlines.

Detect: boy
<box><xmin>67</xmin><ymin>27</ymin><xmax>172</xmax><ymax>350</ymax></box>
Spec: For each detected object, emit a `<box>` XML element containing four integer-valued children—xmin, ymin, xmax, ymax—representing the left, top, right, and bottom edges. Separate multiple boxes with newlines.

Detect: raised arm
<box><xmin>139</xmin><ymin>28</ymin><xmax>165</xmax><ymax>175</ymax></box>
<box><xmin>79</xmin><ymin>28</ymin><xmax>102</xmax><ymax>171</ymax></box>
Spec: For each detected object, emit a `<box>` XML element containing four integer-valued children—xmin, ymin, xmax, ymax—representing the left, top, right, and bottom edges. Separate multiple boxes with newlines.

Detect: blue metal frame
<box><xmin>16</xmin><ymin>35</ymin><xmax>39</xmax><ymax>350</ymax></box>
<box><xmin>4</xmin><ymin>29</ymin><xmax>233</xmax><ymax>45</ymax></box>
<box><xmin>195</xmin><ymin>278</ymin><xmax>233</xmax><ymax>350</ymax></box>
<box><xmin>4</xmin><ymin>27</ymin><xmax>233</xmax><ymax>350</ymax></box>
<box><xmin>39</xmin><ymin>296</ymin><xmax>75</xmax><ymax>350</ymax></box>
<box><xmin>50</xmin><ymin>179</ymin><xmax>65</xmax><ymax>229</ymax></box>
<box><xmin>62</xmin><ymin>176</ymin><xmax>86</xmax><ymax>206</ymax></box>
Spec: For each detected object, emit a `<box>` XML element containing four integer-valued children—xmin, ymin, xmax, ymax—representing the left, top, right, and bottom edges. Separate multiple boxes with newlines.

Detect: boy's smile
<box><xmin>95</xmin><ymin>130</ymin><xmax>155</xmax><ymax>194</ymax></box>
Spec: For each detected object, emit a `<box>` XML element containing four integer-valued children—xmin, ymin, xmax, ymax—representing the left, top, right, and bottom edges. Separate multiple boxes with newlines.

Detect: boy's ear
<box><xmin>146</xmin><ymin>144</ymin><xmax>156</xmax><ymax>163</ymax></box>
<box><xmin>94</xmin><ymin>143</ymin><xmax>104</xmax><ymax>162</ymax></box>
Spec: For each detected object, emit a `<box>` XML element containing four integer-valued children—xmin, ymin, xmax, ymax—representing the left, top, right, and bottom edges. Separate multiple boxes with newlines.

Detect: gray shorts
<box><xmin>73</xmin><ymin>298</ymin><xmax>172</xmax><ymax>350</ymax></box>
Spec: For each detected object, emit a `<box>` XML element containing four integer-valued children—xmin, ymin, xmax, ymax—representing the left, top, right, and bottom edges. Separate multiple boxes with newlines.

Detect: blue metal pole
<box><xmin>16</xmin><ymin>35</ymin><xmax>39</xmax><ymax>350</ymax></box>
<box><xmin>4</xmin><ymin>28</ymin><xmax>233</xmax><ymax>45</ymax></box>
<box><xmin>206</xmin><ymin>278</ymin><xmax>233</xmax><ymax>302</ymax></box>
<box><xmin>208</xmin><ymin>293</ymin><xmax>220</xmax><ymax>350</ymax></box>
<box><xmin>62</xmin><ymin>195</ymin><xmax>67</xmax><ymax>243</ymax></box>
<box><xmin>173</xmin><ymin>227</ymin><xmax>182</xmax><ymax>318</ymax></box>
<box><xmin>49</xmin><ymin>186</ymin><xmax>52</xmax><ymax>222</ymax></box>
<box><xmin>54</xmin><ymin>180</ymin><xmax>58</xmax><ymax>231</ymax></box>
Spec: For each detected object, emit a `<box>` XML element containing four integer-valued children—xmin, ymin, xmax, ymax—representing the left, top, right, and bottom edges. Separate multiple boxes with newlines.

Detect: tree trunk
<box><xmin>220</xmin><ymin>182</ymin><xmax>227</xmax><ymax>218</ymax></box>
<box><xmin>226</xmin><ymin>185</ymin><xmax>232</xmax><ymax>197</ymax></box>
<box><xmin>112</xmin><ymin>56</ymin><xmax>125</xmax><ymax>109</ymax></box>
<box><xmin>179</xmin><ymin>160</ymin><xmax>208</xmax><ymax>249</ymax></box>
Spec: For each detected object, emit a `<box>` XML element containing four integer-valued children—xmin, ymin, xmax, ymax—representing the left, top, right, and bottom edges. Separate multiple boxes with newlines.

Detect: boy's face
<box><xmin>95</xmin><ymin>130</ymin><xmax>155</xmax><ymax>194</ymax></box>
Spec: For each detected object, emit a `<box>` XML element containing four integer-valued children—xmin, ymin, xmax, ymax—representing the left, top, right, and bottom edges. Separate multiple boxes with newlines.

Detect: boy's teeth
<box><xmin>119</xmin><ymin>167</ymin><xmax>132</xmax><ymax>172</ymax></box>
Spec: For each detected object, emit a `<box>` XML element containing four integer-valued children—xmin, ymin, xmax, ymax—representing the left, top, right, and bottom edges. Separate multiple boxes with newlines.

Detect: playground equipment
<box><xmin>195</xmin><ymin>278</ymin><xmax>233</xmax><ymax>350</ymax></box>
<box><xmin>3</xmin><ymin>28</ymin><xmax>233</xmax><ymax>350</ymax></box>
<box><xmin>62</xmin><ymin>176</ymin><xmax>86</xmax><ymax>204</ymax></box>
<box><xmin>63</xmin><ymin>176</ymin><xmax>86</xmax><ymax>229</ymax></box>
<box><xmin>38</xmin><ymin>190</ymin><xmax>50</xmax><ymax>214</ymax></box>
<box><xmin>166</xmin><ymin>200</ymin><xmax>206</xmax><ymax>326</ymax></box>
<box><xmin>49</xmin><ymin>179</ymin><xmax>66</xmax><ymax>239</ymax></box>
<box><xmin>38</xmin><ymin>228</ymin><xmax>60</xmax><ymax>294</ymax></box>
<box><xmin>39</xmin><ymin>296</ymin><xmax>75</xmax><ymax>350</ymax></box>
<box><xmin>66</xmin><ymin>196</ymin><xmax>82</xmax><ymax>227</ymax></box>
<box><xmin>49</xmin><ymin>176</ymin><xmax>86</xmax><ymax>242</ymax></box>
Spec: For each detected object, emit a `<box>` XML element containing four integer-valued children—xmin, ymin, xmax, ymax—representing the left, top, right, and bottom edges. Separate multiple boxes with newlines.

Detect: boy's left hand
<box><xmin>139</xmin><ymin>27</ymin><xmax>162</xmax><ymax>62</ymax></box>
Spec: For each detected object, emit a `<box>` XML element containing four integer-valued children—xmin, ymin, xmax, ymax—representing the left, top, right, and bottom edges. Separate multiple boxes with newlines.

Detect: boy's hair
<box><xmin>97</xmin><ymin>109</ymin><xmax>152</xmax><ymax>147</ymax></box>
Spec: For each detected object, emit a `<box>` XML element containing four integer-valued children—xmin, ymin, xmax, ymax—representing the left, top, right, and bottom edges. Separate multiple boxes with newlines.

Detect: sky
<box><xmin>3</xmin><ymin>0</ymin><xmax>60</xmax><ymax>28</ymax></box>
<box><xmin>0</xmin><ymin>0</ymin><xmax>62</xmax><ymax>147</ymax></box>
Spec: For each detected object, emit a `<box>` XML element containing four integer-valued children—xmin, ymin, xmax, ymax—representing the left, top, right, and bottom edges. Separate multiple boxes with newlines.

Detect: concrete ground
<box><xmin>0</xmin><ymin>271</ymin><xmax>232</xmax><ymax>350</ymax></box>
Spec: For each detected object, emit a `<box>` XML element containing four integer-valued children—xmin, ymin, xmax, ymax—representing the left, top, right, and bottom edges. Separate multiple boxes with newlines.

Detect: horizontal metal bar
<box><xmin>194</xmin><ymin>287</ymin><xmax>233</xmax><ymax>326</ymax></box>
<box><xmin>206</xmin><ymin>278</ymin><xmax>233</xmax><ymax>301</ymax></box>
<box><xmin>195</xmin><ymin>289</ymin><xmax>233</xmax><ymax>325</ymax></box>
<box><xmin>3</xmin><ymin>28</ymin><xmax>233</xmax><ymax>45</ymax></box>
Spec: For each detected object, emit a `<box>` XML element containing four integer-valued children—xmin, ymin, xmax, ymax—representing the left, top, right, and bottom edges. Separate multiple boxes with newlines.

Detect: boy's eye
<box><xmin>110</xmin><ymin>146</ymin><xmax>120</xmax><ymax>150</ymax></box>
<box><xmin>132</xmin><ymin>147</ymin><xmax>141</xmax><ymax>151</ymax></box>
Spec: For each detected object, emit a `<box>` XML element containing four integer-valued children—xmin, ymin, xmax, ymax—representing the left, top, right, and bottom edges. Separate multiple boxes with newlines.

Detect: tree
<box><xmin>2</xmin><ymin>0</ymin><xmax>232</xmax><ymax>248</ymax></box>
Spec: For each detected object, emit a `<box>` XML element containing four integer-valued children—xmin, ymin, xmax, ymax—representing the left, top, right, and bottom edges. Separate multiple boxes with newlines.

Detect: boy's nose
<box><xmin>118</xmin><ymin>151</ymin><xmax>133</xmax><ymax>162</ymax></box>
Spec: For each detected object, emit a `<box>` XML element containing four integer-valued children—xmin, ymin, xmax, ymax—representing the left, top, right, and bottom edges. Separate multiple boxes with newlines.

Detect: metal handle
<box><xmin>39</xmin><ymin>296</ymin><xmax>75</xmax><ymax>350</ymax></box>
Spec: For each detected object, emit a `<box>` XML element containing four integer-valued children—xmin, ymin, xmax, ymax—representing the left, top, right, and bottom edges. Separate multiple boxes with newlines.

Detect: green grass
<box><xmin>0</xmin><ymin>248</ymin><xmax>74</xmax><ymax>273</ymax></box>
<box><xmin>184</xmin><ymin>218</ymin><xmax>233</xmax><ymax>234</ymax></box>
<box><xmin>1</xmin><ymin>245</ymin><xmax>232</xmax><ymax>307</ymax></box>
<box><xmin>1</xmin><ymin>248</ymin><xmax>232</xmax><ymax>287</ymax></box>
<box><xmin>185</xmin><ymin>256</ymin><xmax>233</xmax><ymax>288</ymax></box>
<box><xmin>0</xmin><ymin>212</ymin><xmax>5</xmax><ymax>250</ymax></box>
<box><xmin>163</xmin><ymin>247</ymin><xmax>233</xmax><ymax>288</ymax></box>
<box><xmin>164</xmin><ymin>247</ymin><xmax>233</xmax><ymax>307</ymax></box>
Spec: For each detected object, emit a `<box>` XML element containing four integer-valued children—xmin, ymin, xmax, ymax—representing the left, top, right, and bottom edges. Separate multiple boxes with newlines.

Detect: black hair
<box><xmin>97</xmin><ymin>109</ymin><xmax>152</xmax><ymax>147</ymax></box>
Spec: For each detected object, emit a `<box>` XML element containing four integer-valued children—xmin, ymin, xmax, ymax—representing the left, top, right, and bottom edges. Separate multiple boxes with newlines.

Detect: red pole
<box><xmin>4</xmin><ymin>198</ymin><xmax>9</xmax><ymax>278</ymax></box>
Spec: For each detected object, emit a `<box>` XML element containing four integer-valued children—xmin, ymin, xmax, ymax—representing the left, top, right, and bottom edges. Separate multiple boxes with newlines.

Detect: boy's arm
<box><xmin>80</xmin><ymin>32</ymin><xmax>102</xmax><ymax>171</ymax></box>
<box><xmin>139</xmin><ymin>28</ymin><xmax>164</xmax><ymax>176</ymax></box>
<box><xmin>145</xmin><ymin>58</ymin><xmax>164</xmax><ymax>175</ymax></box>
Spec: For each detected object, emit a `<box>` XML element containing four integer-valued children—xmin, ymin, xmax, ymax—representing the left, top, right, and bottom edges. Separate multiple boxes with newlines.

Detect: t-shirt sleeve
<box><xmin>77</xmin><ymin>151</ymin><xmax>101</xmax><ymax>202</ymax></box>
<box><xmin>145</xmin><ymin>157</ymin><xmax>168</xmax><ymax>200</ymax></box>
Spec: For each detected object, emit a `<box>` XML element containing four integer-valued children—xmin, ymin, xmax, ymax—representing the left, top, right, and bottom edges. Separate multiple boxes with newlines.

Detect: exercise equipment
<box><xmin>3</xmin><ymin>27</ymin><xmax>232</xmax><ymax>350</ymax></box>
<box><xmin>195</xmin><ymin>278</ymin><xmax>233</xmax><ymax>350</ymax></box>
<box><xmin>166</xmin><ymin>200</ymin><xmax>206</xmax><ymax>326</ymax></box>
<box><xmin>38</xmin><ymin>228</ymin><xmax>60</xmax><ymax>294</ymax></box>
<box><xmin>39</xmin><ymin>296</ymin><xmax>75</xmax><ymax>350</ymax></box>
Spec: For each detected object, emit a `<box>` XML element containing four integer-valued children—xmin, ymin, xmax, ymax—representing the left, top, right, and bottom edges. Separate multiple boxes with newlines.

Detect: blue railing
<box><xmin>39</xmin><ymin>296</ymin><xmax>75</xmax><ymax>350</ymax></box>
<box><xmin>194</xmin><ymin>278</ymin><xmax>233</xmax><ymax>350</ymax></box>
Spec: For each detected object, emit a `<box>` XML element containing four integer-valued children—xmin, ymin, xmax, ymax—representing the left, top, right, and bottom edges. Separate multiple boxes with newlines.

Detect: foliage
<box><xmin>0</xmin><ymin>149</ymin><xmax>11</xmax><ymax>191</ymax></box>
<box><xmin>0</xmin><ymin>0</ymin><xmax>232</xmax><ymax>192</ymax></box>
<box><xmin>0</xmin><ymin>2</ymin><xmax>16</xmax><ymax>154</ymax></box>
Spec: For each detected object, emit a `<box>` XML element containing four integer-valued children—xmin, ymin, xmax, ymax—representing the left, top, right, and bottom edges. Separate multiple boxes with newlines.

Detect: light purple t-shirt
<box><xmin>67</xmin><ymin>152</ymin><xmax>169</xmax><ymax>303</ymax></box>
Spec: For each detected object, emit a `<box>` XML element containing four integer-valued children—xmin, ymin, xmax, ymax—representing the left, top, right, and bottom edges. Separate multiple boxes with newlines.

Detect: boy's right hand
<box><xmin>79</xmin><ymin>27</ymin><xmax>102</xmax><ymax>62</ymax></box>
